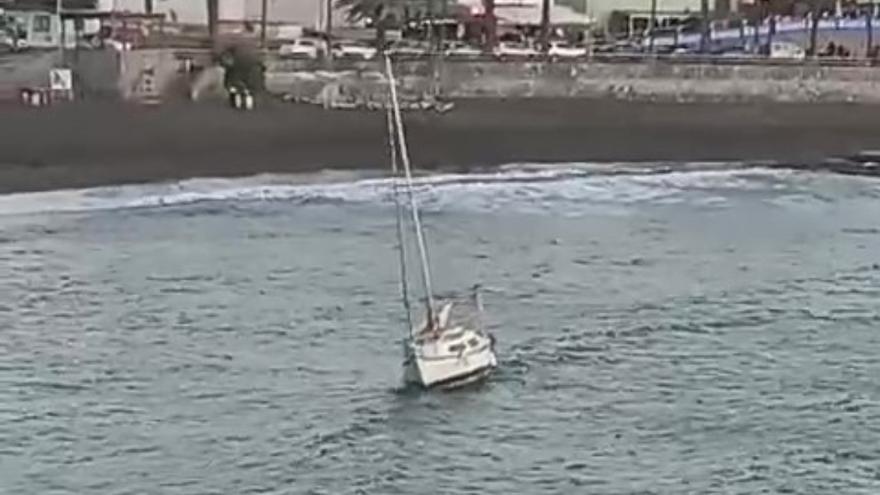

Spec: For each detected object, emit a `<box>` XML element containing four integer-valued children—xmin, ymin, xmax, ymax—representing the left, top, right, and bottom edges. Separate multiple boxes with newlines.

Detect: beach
<box><xmin>3</xmin><ymin>97</ymin><xmax>880</xmax><ymax>193</ymax></box>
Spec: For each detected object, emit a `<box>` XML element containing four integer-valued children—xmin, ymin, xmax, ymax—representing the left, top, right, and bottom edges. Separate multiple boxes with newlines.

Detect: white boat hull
<box><xmin>404</xmin><ymin>328</ymin><xmax>497</xmax><ymax>390</ymax></box>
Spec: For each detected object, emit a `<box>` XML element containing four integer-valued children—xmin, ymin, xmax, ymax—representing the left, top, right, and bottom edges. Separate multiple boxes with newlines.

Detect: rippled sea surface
<box><xmin>1</xmin><ymin>165</ymin><xmax>879</xmax><ymax>494</ymax></box>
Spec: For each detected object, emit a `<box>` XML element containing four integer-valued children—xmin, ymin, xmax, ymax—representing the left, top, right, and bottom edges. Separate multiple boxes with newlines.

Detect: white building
<box><xmin>98</xmin><ymin>0</ymin><xmax>345</xmax><ymax>30</ymax></box>
<box><xmin>571</xmin><ymin>0</ymin><xmax>712</xmax><ymax>36</ymax></box>
<box><xmin>456</xmin><ymin>0</ymin><xmax>593</xmax><ymax>26</ymax></box>
<box><xmin>578</xmin><ymin>0</ymin><xmax>705</xmax><ymax>23</ymax></box>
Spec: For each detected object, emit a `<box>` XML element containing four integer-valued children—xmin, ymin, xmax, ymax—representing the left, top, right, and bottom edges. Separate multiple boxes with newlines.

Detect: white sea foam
<box><xmin>0</xmin><ymin>164</ymin><xmax>827</xmax><ymax>219</ymax></box>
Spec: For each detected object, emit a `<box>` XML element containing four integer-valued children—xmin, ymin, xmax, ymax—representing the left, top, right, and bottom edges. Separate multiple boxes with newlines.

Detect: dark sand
<box><xmin>2</xmin><ymin>98</ymin><xmax>880</xmax><ymax>193</ymax></box>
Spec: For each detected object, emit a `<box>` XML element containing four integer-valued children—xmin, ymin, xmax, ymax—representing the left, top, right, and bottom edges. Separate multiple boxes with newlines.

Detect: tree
<box><xmin>483</xmin><ymin>0</ymin><xmax>496</xmax><ymax>51</ymax></box>
<box><xmin>539</xmin><ymin>0</ymin><xmax>550</xmax><ymax>53</ymax></box>
<box><xmin>337</xmin><ymin>0</ymin><xmax>497</xmax><ymax>51</ymax></box>
<box><xmin>699</xmin><ymin>0</ymin><xmax>709</xmax><ymax>53</ymax></box>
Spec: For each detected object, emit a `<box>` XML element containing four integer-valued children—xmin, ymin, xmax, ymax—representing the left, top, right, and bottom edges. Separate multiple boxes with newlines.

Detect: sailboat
<box><xmin>384</xmin><ymin>56</ymin><xmax>498</xmax><ymax>390</ymax></box>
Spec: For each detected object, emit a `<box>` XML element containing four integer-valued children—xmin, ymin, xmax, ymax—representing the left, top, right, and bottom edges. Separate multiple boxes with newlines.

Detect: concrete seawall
<box><xmin>266</xmin><ymin>59</ymin><xmax>880</xmax><ymax>104</ymax></box>
<box><xmin>0</xmin><ymin>49</ymin><xmax>187</xmax><ymax>101</ymax></box>
<box><xmin>7</xmin><ymin>50</ymin><xmax>880</xmax><ymax>104</ymax></box>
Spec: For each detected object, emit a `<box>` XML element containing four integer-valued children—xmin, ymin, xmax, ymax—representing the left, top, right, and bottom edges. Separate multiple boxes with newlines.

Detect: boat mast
<box><xmin>384</xmin><ymin>55</ymin><xmax>436</xmax><ymax>325</ymax></box>
<box><xmin>386</xmin><ymin>97</ymin><xmax>414</xmax><ymax>338</ymax></box>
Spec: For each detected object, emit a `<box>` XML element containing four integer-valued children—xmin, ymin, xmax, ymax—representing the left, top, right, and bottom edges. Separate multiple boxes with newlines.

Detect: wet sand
<box><xmin>2</xmin><ymin>98</ymin><xmax>880</xmax><ymax>193</ymax></box>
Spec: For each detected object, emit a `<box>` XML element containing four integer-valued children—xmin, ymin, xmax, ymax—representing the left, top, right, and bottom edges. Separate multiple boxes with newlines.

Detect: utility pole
<box><xmin>325</xmin><ymin>0</ymin><xmax>332</xmax><ymax>38</ymax></box>
<box><xmin>699</xmin><ymin>0</ymin><xmax>709</xmax><ymax>54</ymax></box>
<box><xmin>753</xmin><ymin>0</ymin><xmax>762</xmax><ymax>53</ymax></box>
<box><xmin>260</xmin><ymin>0</ymin><xmax>268</xmax><ymax>50</ymax></box>
<box><xmin>540</xmin><ymin>0</ymin><xmax>551</xmax><ymax>53</ymax></box>
<box><xmin>809</xmin><ymin>0</ymin><xmax>819</xmax><ymax>57</ymax></box>
<box><xmin>428</xmin><ymin>0</ymin><xmax>435</xmax><ymax>51</ymax></box>
<box><xmin>648</xmin><ymin>0</ymin><xmax>657</xmax><ymax>53</ymax></box>
<box><xmin>56</xmin><ymin>0</ymin><xmax>64</xmax><ymax>61</ymax></box>
<box><xmin>867</xmin><ymin>2</ymin><xmax>873</xmax><ymax>59</ymax></box>
<box><xmin>325</xmin><ymin>0</ymin><xmax>333</xmax><ymax>61</ymax></box>
<box><xmin>207</xmin><ymin>0</ymin><xmax>219</xmax><ymax>53</ymax></box>
<box><xmin>440</xmin><ymin>0</ymin><xmax>448</xmax><ymax>48</ymax></box>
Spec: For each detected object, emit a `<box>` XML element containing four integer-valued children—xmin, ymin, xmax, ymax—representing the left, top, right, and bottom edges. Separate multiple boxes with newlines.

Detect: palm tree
<box><xmin>336</xmin><ymin>0</ymin><xmax>498</xmax><ymax>52</ymax></box>
<box><xmin>483</xmin><ymin>0</ymin><xmax>496</xmax><ymax>51</ymax></box>
<box><xmin>336</xmin><ymin>0</ymin><xmax>409</xmax><ymax>50</ymax></box>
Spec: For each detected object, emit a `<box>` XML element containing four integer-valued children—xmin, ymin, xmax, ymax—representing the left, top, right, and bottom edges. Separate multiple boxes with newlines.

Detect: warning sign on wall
<box><xmin>50</xmin><ymin>68</ymin><xmax>73</xmax><ymax>92</ymax></box>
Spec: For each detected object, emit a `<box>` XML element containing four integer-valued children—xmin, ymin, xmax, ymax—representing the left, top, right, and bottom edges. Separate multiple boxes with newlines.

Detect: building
<box><xmin>1</xmin><ymin>0</ymin><xmax>99</xmax><ymax>48</ymax></box>
<box><xmin>101</xmin><ymin>0</ymin><xmax>348</xmax><ymax>30</ymax></box>
<box><xmin>99</xmin><ymin>0</ymin><xmax>204</xmax><ymax>25</ymax></box>
<box><xmin>1</xmin><ymin>7</ymin><xmax>64</xmax><ymax>49</ymax></box>
<box><xmin>561</xmin><ymin>0</ymin><xmax>745</xmax><ymax>37</ymax></box>
<box><xmin>454</xmin><ymin>0</ymin><xmax>716</xmax><ymax>36</ymax></box>
<box><xmin>567</xmin><ymin>0</ymin><xmax>705</xmax><ymax>24</ymax></box>
<box><xmin>454</xmin><ymin>0</ymin><xmax>592</xmax><ymax>27</ymax></box>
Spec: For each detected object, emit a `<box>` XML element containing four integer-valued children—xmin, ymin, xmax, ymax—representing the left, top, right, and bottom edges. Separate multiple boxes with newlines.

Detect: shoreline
<box><xmin>2</xmin><ymin>98</ymin><xmax>880</xmax><ymax>194</ymax></box>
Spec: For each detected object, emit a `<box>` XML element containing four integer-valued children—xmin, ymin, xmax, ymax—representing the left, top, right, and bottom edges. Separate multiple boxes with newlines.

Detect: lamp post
<box><xmin>866</xmin><ymin>2</ymin><xmax>874</xmax><ymax>59</ymax></box>
<box><xmin>57</xmin><ymin>0</ymin><xmax>63</xmax><ymax>60</ymax></box>
<box><xmin>699</xmin><ymin>0</ymin><xmax>709</xmax><ymax>54</ymax></box>
<box><xmin>261</xmin><ymin>0</ymin><xmax>268</xmax><ymax>50</ymax></box>
<box><xmin>540</xmin><ymin>0</ymin><xmax>550</xmax><ymax>53</ymax></box>
<box><xmin>325</xmin><ymin>0</ymin><xmax>333</xmax><ymax>61</ymax></box>
<box><xmin>809</xmin><ymin>0</ymin><xmax>819</xmax><ymax>58</ymax></box>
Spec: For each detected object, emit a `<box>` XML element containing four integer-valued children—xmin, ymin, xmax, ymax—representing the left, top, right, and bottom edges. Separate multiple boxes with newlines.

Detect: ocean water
<box><xmin>1</xmin><ymin>165</ymin><xmax>879</xmax><ymax>494</ymax></box>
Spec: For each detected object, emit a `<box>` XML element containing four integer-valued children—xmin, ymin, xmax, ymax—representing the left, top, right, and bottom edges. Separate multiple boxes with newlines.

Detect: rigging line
<box><xmin>386</xmin><ymin>95</ymin><xmax>414</xmax><ymax>340</ymax></box>
<box><xmin>385</xmin><ymin>55</ymin><xmax>436</xmax><ymax>324</ymax></box>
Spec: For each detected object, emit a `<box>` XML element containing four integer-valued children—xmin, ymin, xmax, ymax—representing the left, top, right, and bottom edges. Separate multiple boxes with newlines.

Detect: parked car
<box><xmin>332</xmin><ymin>40</ymin><xmax>376</xmax><ymax>60</ymax></box>
<box><xmin>672</xmin><ymin>46</ymin><xmax>696</xmax><ymax>56</ymax></box>
<box><xmin>443</xmin><ymin>41</ymin><xmax>482</xmax><ymax>58</ymax></box>
<box><xmin>548</xmin><ymin>40</ymin><xmax>587</xmax><ymax>60</ymax></box>
<box><xmin>279</xmin><ymin>38</ymin><xmax>323</xmax><ymax>59</ymax></box>
<box><xmin>387</xmin><ymin>40</ymin><xmax>431</xmax><ymax>58</ymax></box>
<box><xmin>0</xmin><ymin>28</ymin><xmax>27</xmax><ymax>51</ymax></box>
<box><xmin>494</xmin><ymin>41</ymin><xmax>539</xmax><ymax>60</ymax></box>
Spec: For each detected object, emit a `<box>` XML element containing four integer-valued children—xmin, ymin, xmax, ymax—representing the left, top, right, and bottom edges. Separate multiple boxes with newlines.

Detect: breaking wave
<box><xmin>0</xmin><ymin>162</ymin><xmax>870</xmax><ymax>218</ymax></box>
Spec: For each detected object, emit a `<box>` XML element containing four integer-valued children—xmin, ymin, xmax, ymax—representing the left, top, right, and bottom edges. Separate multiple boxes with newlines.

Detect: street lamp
<box><xmin>57</xmin><ymin>0</ymin><xmax>63</xmax><ymax>60</ymax></box>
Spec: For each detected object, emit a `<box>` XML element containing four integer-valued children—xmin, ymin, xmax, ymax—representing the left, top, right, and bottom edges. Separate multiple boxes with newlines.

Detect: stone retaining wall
<box><xmin>7</xmin><ymin>51</ymin><xmax>880</xmax><ymax>104</ymax></box>
<box><xmin>265</xmin><ymin>59</ymin><xmax>880</xmax><ymax>103</ymax></box>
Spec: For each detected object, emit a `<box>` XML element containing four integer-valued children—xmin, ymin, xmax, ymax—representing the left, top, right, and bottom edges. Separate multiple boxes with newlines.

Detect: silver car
<box><xmin>443</xmin><ymin>41</ymin><xmax>482</xmax><ymax>58</ymax></box>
